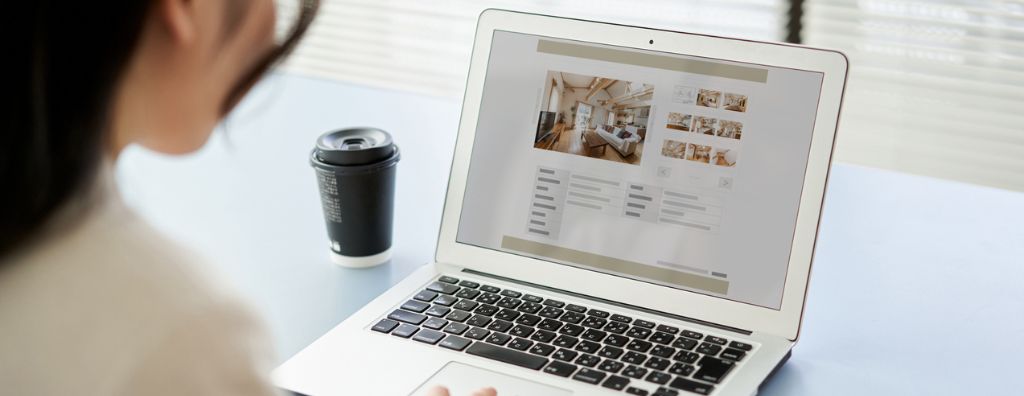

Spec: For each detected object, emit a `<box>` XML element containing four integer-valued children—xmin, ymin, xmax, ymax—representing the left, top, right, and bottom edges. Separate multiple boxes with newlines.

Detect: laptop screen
<box><xmin>456</xmin><ymin>30</ymin><xmax>824</xmax><ymax>310</ymax></box>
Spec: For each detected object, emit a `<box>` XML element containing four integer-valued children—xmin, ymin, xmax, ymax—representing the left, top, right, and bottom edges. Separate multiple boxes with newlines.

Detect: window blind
<box><xmin>276</xmin><ymin>0</ymin><xmax>788</xmax><ymax>98</ymax></box>
<box><xmin>804</xmin><ymin>0</ymin><xmax>1024</xmax><ymax>191</ymax></box>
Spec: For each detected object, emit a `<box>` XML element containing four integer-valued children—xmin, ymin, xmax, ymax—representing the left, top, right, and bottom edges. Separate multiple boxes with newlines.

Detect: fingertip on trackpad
<box><xmin>409</xmin><ymin>362</ymin><xmax>573</xmax><ymax>396</ymax></box>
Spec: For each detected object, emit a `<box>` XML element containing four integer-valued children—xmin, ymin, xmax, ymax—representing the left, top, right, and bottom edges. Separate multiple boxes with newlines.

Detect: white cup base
<box><xmin>329</xmin><ymin>248</ymin><xmax>392</xmax><ymax>268</ymax></box>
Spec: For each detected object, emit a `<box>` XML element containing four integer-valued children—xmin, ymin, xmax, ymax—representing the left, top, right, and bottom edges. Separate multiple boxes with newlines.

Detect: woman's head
<box><xmin>1</xmin><ymin>0</ymin><xmax>318</xmax><ymax>257</ymax></box>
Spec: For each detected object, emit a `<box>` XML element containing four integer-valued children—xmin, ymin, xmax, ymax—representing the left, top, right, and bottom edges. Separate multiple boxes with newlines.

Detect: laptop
<box><xmin>274</xmin><ymin>9</ymin><xmax>847</xmax><ymax>396</ymax></box>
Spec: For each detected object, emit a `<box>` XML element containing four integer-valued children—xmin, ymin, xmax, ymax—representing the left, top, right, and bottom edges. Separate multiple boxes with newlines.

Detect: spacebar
<box><xmin>465</xmin><ymin>343</ymin><xmax>549</xmax><ymax>370</ymax></box>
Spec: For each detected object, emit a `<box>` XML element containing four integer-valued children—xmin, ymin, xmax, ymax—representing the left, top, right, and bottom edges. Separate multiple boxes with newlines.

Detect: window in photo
<box><xmin>666</xmin><ymin>112</ymin><xmax>692</xmax><ymax>131</ymax></box>
<box><xmin>712</xmin><ymin>147</ymin><xmax>738</xmax><ymax>167</ymax></box>
<box><xmin>687</xmin><ymin>143</ymin><xmax>712</xmax><ymax>164</ymax></box>
<box><xmin>694</xmin><ymin>116</ymin><xmax>718</xmax><ymax>135</ymax></box>
<box><xmin>696</xmin><ymin>89</ymin><xmax>721</xmax><ymax>108</ymax></box>
<box><xmin>533</xmin><ymin>70</ymin><xmax>654</xmax><ymax>166</ymax></box>
<box><xmin>672</xmin><ymin>85</ymin><xmax>696</xmax><ymax>104</ymax></box>
<box><xmin>723</xmin><ymin>93</ymin><xmax>748</xmax><ymax>112</ymax></box>
<box><xmin>661</xmin><ymin>139</ymin><xmax>688</xmax><ymax>159</ymax></box>
<box><xmin>717</xmin><ymin>120</ymin><xmax>743</xmax><ymax>140</ymax></box>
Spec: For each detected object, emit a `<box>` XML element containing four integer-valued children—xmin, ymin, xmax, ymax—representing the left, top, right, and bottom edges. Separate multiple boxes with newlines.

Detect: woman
<box><xmin>0</xmin><ymin>1</ymin><xmax>491</xmax><ymax>395</ymax></box>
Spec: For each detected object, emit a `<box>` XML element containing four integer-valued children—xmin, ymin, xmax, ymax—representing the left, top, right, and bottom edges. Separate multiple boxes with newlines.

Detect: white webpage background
<box><xmin>457</xmin><ymin>31</ymin><xmax>823</xmax><ymax>309</ymax></box>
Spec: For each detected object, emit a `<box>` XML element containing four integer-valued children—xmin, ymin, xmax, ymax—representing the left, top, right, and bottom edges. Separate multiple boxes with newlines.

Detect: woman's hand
<box><xmin>425</xmin><ymin>385</ymin><xmax>497</xmax><ymax>396</ymax></box>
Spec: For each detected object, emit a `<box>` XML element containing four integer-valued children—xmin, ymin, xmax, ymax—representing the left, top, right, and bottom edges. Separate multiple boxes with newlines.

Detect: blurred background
<box><xmin>276</xmin><ymin>0</ymin><xmax>1024</xmax><ymax>192</ymax></box>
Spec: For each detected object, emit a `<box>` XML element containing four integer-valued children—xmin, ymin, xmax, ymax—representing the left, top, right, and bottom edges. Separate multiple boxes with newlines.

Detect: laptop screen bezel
<box><xmin>435</xmin><ymin>9</ymin><xmax>847</xmax><ymax>341</ymax></box>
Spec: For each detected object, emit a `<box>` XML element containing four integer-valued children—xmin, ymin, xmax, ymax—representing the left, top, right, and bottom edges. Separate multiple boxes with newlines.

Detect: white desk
<box><xmin>118</xmin><ymin>74</ymin><xmax>1024</xmax><ymax>395</ymax></box>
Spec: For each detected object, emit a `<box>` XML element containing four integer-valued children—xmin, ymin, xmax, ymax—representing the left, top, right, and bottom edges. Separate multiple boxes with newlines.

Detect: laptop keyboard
<box><xmin>370</xmin><ymin>276</ymin><xmax>754</xmax><ymax>395</ymax></box>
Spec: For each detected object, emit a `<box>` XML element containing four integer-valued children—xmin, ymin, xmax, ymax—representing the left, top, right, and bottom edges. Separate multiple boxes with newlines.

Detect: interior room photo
<box><xmin>697</xmin><ymin>88</ymin><xmax>721</xmax><ymax>108</ymax></box>
<box><xmin>667</xmin><ymin>112</ymin><xmax>692</xmax><ymax>131</ymax></box>
<box><xmin>533</xmin><ymin>71</ymin><xmax>654</xmax><ymax>165</ymax></box>
<box><xmin>717</xmin><ymin>120</ymin><xmax>743</xmax><ymax>140</ymax></box>
<box><xmin>724</xmin><ymin>93</ymin><xmax>748</xmax><ymax>112</ymax></box>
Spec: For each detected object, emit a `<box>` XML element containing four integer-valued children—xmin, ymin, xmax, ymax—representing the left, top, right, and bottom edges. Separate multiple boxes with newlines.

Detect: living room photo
<box><xmin>533</xmin><ymin>70</ymin><xmax>654</xmax><ymax>165</ymax></box>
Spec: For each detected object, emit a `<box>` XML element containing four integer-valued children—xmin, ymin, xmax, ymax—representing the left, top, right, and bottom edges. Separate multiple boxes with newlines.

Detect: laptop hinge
<box><xmin>461</xmin><ymin>268</ymin><xmax>752</xmax><ymax>336</ymax></box>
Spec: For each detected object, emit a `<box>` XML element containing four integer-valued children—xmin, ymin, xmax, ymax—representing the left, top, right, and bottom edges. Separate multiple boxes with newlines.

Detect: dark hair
<box><xmin>0</xmin><ymin>0</ymin><xmax>319</xmax><ymax>258</ymax></box>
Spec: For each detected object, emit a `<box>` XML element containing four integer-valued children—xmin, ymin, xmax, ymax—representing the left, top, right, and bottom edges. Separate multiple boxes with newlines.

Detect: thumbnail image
<box><xmin>697</xmin><ymin>89</ymin><xmax>721</xmax><ymax>108</ymax></box>
<box><xmin>693</xmin><ymin>116</ymin><xmax>718</xmax><ymax>135</ymax></box>
<box><xmin>672</xmin><ymin>85</ymin><xmax>697</xmax><ymax>104</ymax></box>
<box><xmin>717</xmin><ymin>120</ymin><xmax>743</xmax><ymax>140</ymax></box>
<box><xmin>666</xmin><ymin>112</ymin><xmax>692</xmax><ymax>131</ymax></box>
<box><xmin>687</xmin><ymin>143</ymin><xmax>712</xmax><ymax>164</ymax></box>
<box><xmin>712</xmin><ymin>148</ymin><xmax>738</xmax><ymax>167</ymax></box>
<box><xmin>724</xmin><ymin>93</ymin><xmax>748</xmax><ymax>112</ymax></box>
<box><xmin>661</xmin><ymin>139</ymin><xmax>688</xmax><ymax>159</ymax></box>
<box><xmin>533</xmin><ymin>71</ymin><xmax>655</xmax><ymax>166</ymax></box>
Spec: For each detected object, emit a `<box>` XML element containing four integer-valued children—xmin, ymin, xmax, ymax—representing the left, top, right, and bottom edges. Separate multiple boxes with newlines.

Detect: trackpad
<box><xmin>410</xmin><ymin>362</ymin><xmax>573</xmax><ymax>396</ymax></box>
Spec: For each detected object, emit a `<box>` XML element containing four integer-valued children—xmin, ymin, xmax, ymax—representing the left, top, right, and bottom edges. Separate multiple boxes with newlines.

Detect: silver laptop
<box><xmin>274</xmin><ymin>9</ymin><xmax>847</xmax><ymax>396</ymax></box>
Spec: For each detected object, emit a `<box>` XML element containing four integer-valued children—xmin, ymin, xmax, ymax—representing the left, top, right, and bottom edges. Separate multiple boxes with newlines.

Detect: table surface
<box><xmin>117</xmin><ymin>74</ymin><xmax>1024</xmax><ymax>395</ymax></box>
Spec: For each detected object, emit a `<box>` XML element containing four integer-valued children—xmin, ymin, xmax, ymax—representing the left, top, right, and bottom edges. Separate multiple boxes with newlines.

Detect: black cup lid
<box><xmin>315</xmin><ymin>128</ymin><xmax>395</xmax><ymax>166</ymax></box>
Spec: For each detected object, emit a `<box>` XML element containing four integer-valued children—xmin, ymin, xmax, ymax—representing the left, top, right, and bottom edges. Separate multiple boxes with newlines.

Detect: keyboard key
<box><xmin>486</xmin><ymin>319</ymin><xmax>513</xmax><ymax>333</ymax></box>
<box><xmin>588</xmin><ymin>309</ymin><xmax>610</xmax><ymax>318</ymax></box>
<box><xmin>696</xmin><ymin>342</ymin><xmax>722</xmax><ymax>356</ymax></box>
<box><xmin>598</xmin><ymin>360</ymin><xmax>624</xmax><ymax>373</ymax></box>
<box><xmin>694</xmin><ymin>356</ymin><xmax>734</xmax><ymax>384</ymax></box>
<box><xmin>530</xmin><ymin>329</ymin><xmax>557</xmax><ymax>343</ymax></box>
<box><xmin>544</xmin><ymin>360</ymin><xmax>578</xmax><ymax>377</ymax></box>
<box><xmin>508</xmin><ymin>337</ymin><xmax>534</xmax><ymax>351</ymax></box>
<box><xmin>456</xmin><ymin>288</ymin><xmax>481</xmax><ymax>299</ymax></box>
<box><xmin>543</xmin><ymin>299</ymin><xmax>565</xmax><ymax>308</ymax></box>
<box><xmin>371</xmin><ymin>319</ymin><xmax>399</xmax><ymax>333</ymax></box>
<box><xmin>495</xmin><ymin>308</ymin><xmax>520</xmax><ymax>321</ymax></box>
<box><xmin>466</xmin><ymin>342</ymin><xmax>548</xmax><ymax>370</ymax></box>
<box><xmin>729</xmin><ymin>341</ymin><xmax>753</xmax><ymax>351</ymax></box>
<box><xmin>559</xmin><ymin>323</ymin><xmax>585</xmax><ymax>336</ymax></box>
<box><xmin>552</xmin><ymin>335</ymin><xmax>579</xmax><ymax>348</ymax></box>
<box><xmin>434</xmin><ymin>295</ymin><xmax>458</xmax><ymax>306</ymax></box>
<box><xmin>388</xmin><ymin>309</ymin><xmax>426</xmax><ymax>325</ymax></box>
<box><xmin>650</xmin><ymin>345</ymin><xmax>676</xmax><ymax>358</ymax></box>
<box><xmin>572</xmin><ymin>368</ymin><xmax>607</xmax><ymax>385</ymax></box>
<box><xmin>485</xmin><ymin>332</ymin><xmax>511</xmax><ymax>346</ymax></box>
<box><xmin>598</xmin><ymin>346</ymin><xmax>624</xmax><ymax>359</ymax></box>
<box><xmin>537</xmin><ymin>318</ymin><xmax>562</xmax><ymax>332</ymax></box>
<box><xmin>644</xmin><ymin>357</ymin><xmax>671</xmax><ymax>371</ymax></box>
<box><xmin>626</xmin><ymin>339</ymin><xmax>653</xmax><ymax>353</ymax></box>
<box><xmin>414</xmin><ymin>290</ymin><xmax>438</xmax><ymax>302</ymax></box>
<box><xmin>650</xmin><ymin>332</ymin><xmax>675</xmax><ymax>345</ymax></box>
<box><xmin>582</xmin><ymin>329</ymin><xmax>607</xmax><ymax>342</ymax></box>
<box><xmin>605</xmin><ymin>334</ymin><xmax>629</xmax><ymax>347</ymax></box>
<box><xmin>626</xmin><ymin>386</ymin><xmax>649</xmax><ymax>395</ymax></box>
<box><xmin>575</xmin><ymin>340</ymin><xmax>601</xmax><ymax>354</ymax></box>
<box><xmin>439</xmin><ymin>335</ymin><xmax>472</xmax><ymax>351</ymax></box>
<box><xmin>626</xmin><ymin>327</ymin><xmax>653</xmax><ymax>340</ymax></box>
<box><xmin>657</xmin><ymin>325</ymin><xmax>679</xmax><ymax>335</ymax></box>
<box><xmin>634</xmin><ymin>320</ymin><xmax>656</xmax><ymax>329</ymax></box>
<box><xmin>671</xmin><ymin>337</ymin><xmax>697</xmax><ymax>350</ymax></box>
<box><xmin>518</xmin><ymin>302</ymin><xmax>543</xmax><ymax>314</ymax></box>
<box><xmin>645</xmin><ymin>371</ymin><xmax>671</xmax><ymax>385</ymax></box>
<box><xmin>654</xmin><ymin>388</ymin><xmax>679</xmax><ymax>396</ymax></box>
<box><xmin>603</xmin><ymin>375</ymin><xmax>631</xmax><ymax>391</ymax></box>
<box><xmin>425</xmin><ymin>305</ymin><xmax>451</xmax><ymax>317</ymax></box>
<box><xmin>453</xmin><ymin>300</ymin><xmax>478</xmax><ymax>311</ymax></box>
<box><xmin>720</xmin><ymin>348</ymin><xmax>747</xmax><ymax>361</ymax></box>
<box><xmin>423</xmin><ymin>317</ymin><xmax>448</xmax><ymax>330</ymax></box>
<box><xmin>474</xmin><ymin>304</ymin><xmax>498</xmax><ymax>316</ymax></box>
<box><xmin>500</xmin><ymin>289</ymin><xmax>522</xmax><ymax>298</ymax></box>
<box><xmin>438</xmin><ymin>276</ymin><xmax>459</xmax><ymax>284</ymax></box>
<box><xmin>566</xmin><ymin>304</ymin><xmax>588</xmax><ymax>313</ymax></box>
<box><xmin>538</xmin><ymin>306</ymin><xmax>564</xmax><ymax>319</ymax></box>
<box><xmin>706</xmin><ymin>336</ymin><xmax>728</xmax><ymax>345</ymax></box>
<box><xmin>582</xmin><ymin>316</ymin><xmax>608</xmax><ymax>329</ymax></box>
<box><xmin>604</xmin><ymin>321</ymin><xmax>630</xmax><ymax>334</ymax></box>
<box><xmin>496</xmin><ymin>297</ymin><xmax>522</xmax><ymax>309</ymax></box>
<box><xmin>575</xmin><ymin>353</ymin><xmax>600</xmax><ymax>367</ymax></box>
<box><xmin>515</xmin><ymin>313</ymin><xmax>542</xmax><ymax>326</ymax></box>
<box><xmin>610</xmin><ymin>314</ymin><xmax>633</xmax><ymax>323</ymax></box>
<box><xmin>464</xmin><ymin>327</ymin><xmax>489</xmax><ymax>340</ymax></box>
<box><xmin>427</xmin><ymin>282</ymin><xmax>459</xmax><ymax>294</ymax></box>
<box><xmin>622</xmin><ymin>351</ymin><xmax>647</xmax><ymax>365</ymax></box>
<box><xmin>477</xmin><ymin>293</ymin><xmax>501</xmax><ymax>305</ymax></box>
<box><xmin>669</xmin><ymin>377</ymin><xmax>714</xmax><ymax>395</ymax></box>
<box><xmin>529</xmin><ymin>343</ymin><xmax>555</xmax><ymax>356</ymax></box>
<box><xmin>391</xmin><ymin>323</ymin><xmax>419</xmax><ymax>338</ymax></box>
<box><xmin>480</xmin><ymin>285</ymin><xmax>501</xmax><ymax>293</ymax></box>
<box><xmin>400</xmin><ymin>300</ymin><xmax>430</xmax><ymax>313</ymax></box>
<box><xmin>560</xmin><ymin>311</ymin><xmax>585</xmax><ymax>324</ymax></box>
<box><xmin>413</xmin><ymin>329</ymin><xmax>445</xmax><ymax>345</ymax></box>
<box><xmin>552</xmin><ymin>348</ymin><xmax>578</xmax><ymax>362</ymax></box>
<box><xmin>673</xmin><ymin>351</ymin><xmax>700</xmax><ymax>364</ymax></box>
<box><xmin>458</xmin><ymin>280</ymin><xmax>479</xmax><ymax>288</ymax></box>
<box><xmin>509</xmin><ymin>325</ymin><xmax>535</xmax><ymax>338</ymax></box>
<box><xmin>523</xmin><ymin>294</ymin><xmax>543</xmax><ymax>303</ymax></box>
<box><xmin>443</xmin><ymin>322</ymin><xmax>469</xmax><ymax>335</ymax></box>
<box><xmin>622</xmin><ymin>365</ymin><xmax>648</xmax><ymax>379</ymax></box>
<box><xmin>446</xmin><ymin>310</ymin><xmax>471</xmax><ymax>323</ymax></box>
<box><xmin>681</xmin><ymin>330</ymin><xmax>703</xmax><ymax>340</ymax></box>
<box><xmin>467</xmin><ymin>315</ymin><xmax>491</xmax><ymax>327</ymax></box>
<box><xmin>669</xmin><ymin>363</ymin><xmax>695</xmax><ymax>377</ymax></box>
